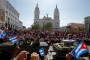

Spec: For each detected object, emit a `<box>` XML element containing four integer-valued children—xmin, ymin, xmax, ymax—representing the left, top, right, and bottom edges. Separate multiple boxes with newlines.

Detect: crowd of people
<box><xmin>18</xmin><ymin>29</ymin><xmax>90</xmax><ymax>45</ymax></box>
<box><xmin>0</xmin><ymin>27</ymin><xmax>90</xmax><ymax>60</ymax></box>
<box><xmin>0</xmin><ymin>27</ymin><xmax>90</xmax><ymax>44</ymax></box>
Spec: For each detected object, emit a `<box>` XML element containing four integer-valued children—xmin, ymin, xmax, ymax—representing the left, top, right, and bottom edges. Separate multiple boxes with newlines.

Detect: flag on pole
<box><xmin>70</xmin><ymin>41</ymin><xmax>89</xmax><ymax>60</ymax></box>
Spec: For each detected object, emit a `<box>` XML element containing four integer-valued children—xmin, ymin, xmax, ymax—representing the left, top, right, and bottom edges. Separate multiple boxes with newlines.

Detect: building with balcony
<box><xmin>0</xmin><ymin>0</ymin><xmax>23</xmax><ymax>29</ymax></box>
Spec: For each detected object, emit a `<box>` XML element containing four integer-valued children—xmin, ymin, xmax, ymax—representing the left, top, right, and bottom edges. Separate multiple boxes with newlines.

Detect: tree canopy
<box><xmin>31</xmin><ymin>24</ymin><xmax>41</xmax><ymax>30</ymax></box>
<box><xmin>43</xmin><ymin>22</ymin><xmax>52</xmax><ymax>30</ymax></box>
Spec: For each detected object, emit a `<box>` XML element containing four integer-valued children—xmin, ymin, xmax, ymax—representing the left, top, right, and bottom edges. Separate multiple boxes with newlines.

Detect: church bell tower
<box><xmin>54</xmin><ymin>5</ymin><xmax>59</xmax><ymax>20</ymax></box>
<box><xmin>34</xmin><ymin>4</ymin><xmax>40</xmax><ymax>20</ymax></box>
<box><xmin>54</xmin><ymin>5</ymin><xmax>60</xmax><ymax>28</ymax></box>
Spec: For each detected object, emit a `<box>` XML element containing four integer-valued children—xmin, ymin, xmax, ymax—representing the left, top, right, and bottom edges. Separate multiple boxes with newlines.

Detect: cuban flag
<box><xmin>39</xmin><ymin>47</ymin><xmax>45</xmax><ymax>56</ymax></box>
<box><xmin>8</xmin><ymin>35</ymin><xmax>19</xmax><ymax>43</ymax></box>
<box><xmin>70</xmin><ymin>41</ymin><xmax>89</xmax><ymax>60</ymax></box>
<box><xmin>0</xmin><ymin>29</ymin><xmax>6</xmax><ymax>39</ymax></box>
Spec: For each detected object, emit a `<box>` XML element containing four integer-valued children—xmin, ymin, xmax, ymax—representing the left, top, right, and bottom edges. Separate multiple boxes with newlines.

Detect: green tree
<box><xmin>31</xmin><ymin>24</ymin><xmax>41</xmax><ymax>30</ymax></box>
<box><xmin>43</xmin><ymin>22</ymin><xmax>52</xmax><ymax>30</ymax></box>
<box><xmin>78</xmin><ymin>28</ymin><xmax>84</xmax><ymax>31</ymax></box>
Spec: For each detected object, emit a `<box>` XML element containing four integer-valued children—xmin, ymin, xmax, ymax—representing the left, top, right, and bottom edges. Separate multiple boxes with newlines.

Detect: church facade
<box><xmin>34</xmin><ymin>4</ymin><xmax>60</xmax><ymax>29</ymax></box>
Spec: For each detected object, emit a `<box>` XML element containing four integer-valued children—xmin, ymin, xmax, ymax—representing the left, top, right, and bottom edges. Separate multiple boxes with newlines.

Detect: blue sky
<box><xmin>9</xmin><ymin>0</ymin><xmax>90</xmax><ymax>28</ymax></box>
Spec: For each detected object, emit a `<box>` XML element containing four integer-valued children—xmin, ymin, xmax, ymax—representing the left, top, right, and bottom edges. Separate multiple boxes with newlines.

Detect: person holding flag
<box><xmin>66</xmin><ymin>41</ymin><xmax>89</xmax><ymax>60</ymax></box>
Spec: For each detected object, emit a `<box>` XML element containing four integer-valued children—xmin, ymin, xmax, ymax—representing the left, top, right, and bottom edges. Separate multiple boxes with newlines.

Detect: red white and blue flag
<box><xmin>0</xmin><ymin>29</ymin><xmax>6</xmax><ymax>39</ymax></box>
<box><xmin>8</xmin><ymin>35</ymin><xmax>19</xmax><ymax>43</ymax></box>
<box><xmin>39</xmin><ymin>47</ymin><xmax>45</xmax><ymax>56</ymax></box>
<box><xmin>70</xmin><ymin>41</ymin><xmax>89</xmax><ymax>60</ymax></box>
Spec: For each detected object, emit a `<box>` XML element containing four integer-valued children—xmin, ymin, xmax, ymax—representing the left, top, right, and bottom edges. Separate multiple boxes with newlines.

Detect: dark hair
<box><xmin>0</xmin><ymin>39</ymin><xmax>4</xmax><ymax>43</ymax></box>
